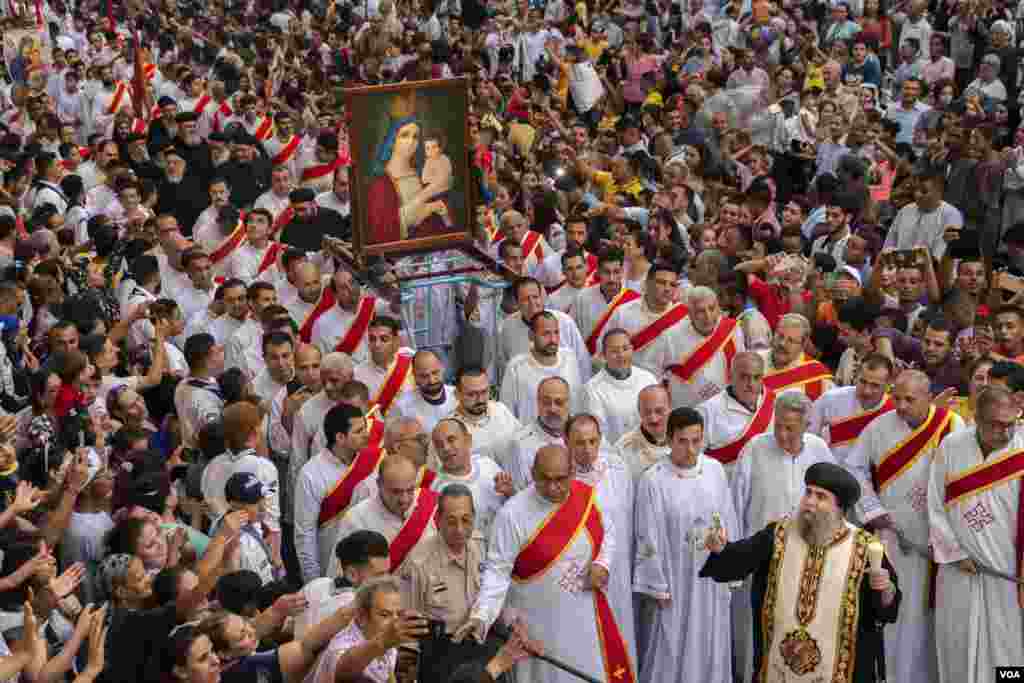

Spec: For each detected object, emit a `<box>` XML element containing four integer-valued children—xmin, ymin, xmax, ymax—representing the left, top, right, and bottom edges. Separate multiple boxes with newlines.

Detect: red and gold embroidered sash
<box><xmin>389</xmin><ymin>488</ymin><xmax>438</xmax><ymax>572</ymax></box>
<box><xmin>828</xmin><ymin>397</ymin><xmax>894</xmax><ymax>448</ymax></box>
<box><xmin>298</xmin><ymin>286</ymin><xmax>337</xmax><ymax>343</ymax></box>
<box><xmin>255</xmin><ymin>241</ymin><xmax>284</xmax><ymax>276</ymax></box>
<box><xmin>705</xmin><ymin>391</ymin><xmax>776</xmax><ymax>465</ymax></box>
<box><xmin>208</xmin><ymin>211</ymin><xmax>248</xmax><ymax>265</ymax></box>
<box><xmin>254</xmin><ymin>115</ymin><xmax>274</xmax><ymax>141</ymax></box>
<box><xmin>585</xmin><ymin>289</ymin><xmax>641</xmax><ymax>354</ymax></box>
<box><xmin>418</xmin><ymin>466</ymin><xmax>437</xmax><ymax>491</ymax></box>
<box><xmin>318</xmin><ymin>445</ymin><xmax>385</xmax><ymax>528</ymax></box>
<box><xmin>370</xmin><ymin>351</ymin><xmax>413</xmax><ymax>415</ymax></box>
<box><xmin>143</xmin><ymin>63</ymin><xmax>156</xmax><ymax>81</ymax></box>
<box><xmin>193</xmin><ymin>93</ymin><xmax>211</xmax><ymax>115</ymax></box>
<box><xmin>511</xmin><ymin>481</ymin><xmax>636</xmax><ymax>683</ymax></box>
<box><xmin>944</xmin><ymin>447</ymin><xmax>1024</xmax><ymax>607</ymax></box>
<box><xmin>520</xmin><ymin>231</ymin><xmax>543</xmax><ymax>260</ymax></box>
<box><xmin>302</xmin><ymin>155</ymin><xmax>343</xmax><ymax>182</ymax></box>
<box><xmin>334</xmin><ymin>296</ymin><xmax>376</xmax><ymax>354</ymax></box>
<box><xmin>584</xmin><ymin>252</ymin><xmax>599</xmax><ymax>287</ymax></box>
<box><xmin>667</xmin><ymin>317</ymin><xmax>738</xmax><ymax>385</ymax></box>
<box><xmin>272</xmin><ymin>134</ymin><xmax>302</xmax><ymax>166</ymax></box>
<box><xmin>630</xmin><ymin>303</ymin><xmax>689</xmax><ymax>352</ymax></box>
<box><xmin>107</xmin><ymin>82</ymin><xmax>128</xmax><ymax>115</ymax></box>
<box><xmin>272</xmin><ymin>207</ymin><xmax>294</xmax><ymax>237</ymax></box>
<box><xmin>762</xmin><ymin>356</ymin><xmax>833</xmax><ymax>400</ymax></box>
<box><xmin>873</xmin><ymin>406</ymin><xmax>953</xmax><ymax>493</ymax></box>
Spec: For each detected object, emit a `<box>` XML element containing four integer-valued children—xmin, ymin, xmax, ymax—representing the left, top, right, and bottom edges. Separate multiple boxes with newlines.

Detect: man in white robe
<box><xmin>849</xmin><ymin>370</ymin><xmax>965</xmax><ymax>683</ymax></box>
<box><xmin>505</xmin><ymin>377</ymin><xmax>572</xmax><ymax>491</ymax></box>
<box><xmin>808</xmin><ymin>352</ymin><xmax>895</xmax><ymax>466</ymax></box>
<box><xmin>667</xmin><ymin>286</ymin><xmax>747</xmax><ymax>408</ymax></box>
<box><xmin>582</xmin><ymin>329</ymin><xmax>659</xmax><ymax>444</ymax></box>
<box><xmin>391</xmin><ymin>351</ymin><xmax>457</xmax><ymax>435</ymax></box>
<box><xmin>311</xmin><ymin>270</ymin><xmax>390</xmax><ymax>365</ymax></box>
<box><xmin>566</xmin><ymin>414</ymin><xmax>637</xmax><ymax>667</ymax></box>
<box><xmin>929</xmin><ymin>386</ymin><xmax>1024</xmax><ymax>683</ymax></box>
<box><xmin>445</xmin><ymin>367</ymin><xmax>521</xmax><ymax>467</ymax></box>
<box><xmin>607</xmin><ymin>262</ymin><xmax>691</xmax><ymax>378</ymax></box>
<box><xmin>500</xmin><ymin>312</ymin><xmax>583</xmax><ymax>425</ymax></box>
<box><xmin>496</xmin><ymin>277</ymin><xmax>591</xmax><ymax>386</ymax></box>
<box><xmin>353</xmin><ymin>316</ymin><xmax>416</xmax><ymax>411</ymax></box>
<box><xmin>633</xmin><ymin>406</ymin><xmax>736</xmax><ymax>683</ymax></box>
<box><xmin>758</xmin><ymin>313</ymin><xmax>836</xmax><ymax>401</ymax></box>
<box><xmin>616</xmin><ymin>384</ymin><xmax>672</xmax><ymax>479</ymax></box>
<box><xmin>567</xmin><ymin>249</ymin><xmax>632</xmax><ymax>354</ymax></box>
<box><xmin>730</xmin><ymin>390</ymin><xmax>839</xmax><ymax>683</ymax></box>
<box><xmin>458</xmin><ymin>445</ymin><xmax>633</xmax><ymax>683</ymax></box>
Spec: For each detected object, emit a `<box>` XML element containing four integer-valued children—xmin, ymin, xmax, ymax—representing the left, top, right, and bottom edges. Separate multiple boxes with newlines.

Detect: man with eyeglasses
<box><xmin>847</xmin><ymin>370</ymin><xmax>964</xmax><ymax>683</ymax></box>
<box><xmin>929</xmin><ymin>384</ymin><xmax>1024</xmax><ymax>683</ymax></box>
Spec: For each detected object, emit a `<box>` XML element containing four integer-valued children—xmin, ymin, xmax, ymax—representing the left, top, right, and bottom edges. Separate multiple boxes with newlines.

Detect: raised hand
<box><xmin>50</xmin><ymin>562</ymin><xmax>86</xmax><ymax>600</ymax></box>
<box><xmin>494</xmin><ymin>471</ymin><xmax>514</xmax><ymax>498</ymax></box>
<box><xmin>10</xmin><ymin>481</ymin><xmax>45</xmax><ymax>515</ymax></box>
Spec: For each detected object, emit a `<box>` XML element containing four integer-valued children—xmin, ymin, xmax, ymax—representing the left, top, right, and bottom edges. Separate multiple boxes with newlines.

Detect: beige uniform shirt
<box><xmin>404</xmin><ymin>535</ymin><xmax>483</xmax><ymax>635</ymax></box>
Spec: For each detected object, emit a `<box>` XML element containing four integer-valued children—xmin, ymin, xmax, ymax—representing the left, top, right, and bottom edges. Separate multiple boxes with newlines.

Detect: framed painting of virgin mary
<box><xmin>346</xmin><ymin>77</ymin><xmax>472</xmax><ymax>258</ymax></box>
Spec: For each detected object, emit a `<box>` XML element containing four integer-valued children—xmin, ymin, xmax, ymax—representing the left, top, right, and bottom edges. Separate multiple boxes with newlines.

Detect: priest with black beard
<box><xmin>278</xmin><ymin>187</ymin><xmax>350</xmax><ymax>252</ymax></box>
<box><xmin>700</xmin><ymin>463</ymin><xmax>901</xmax><ymax>683</ymax></box>
<box><xmin>155</xmin><ymin>145</ymin><xmax>207</xmax><ymax>237</ymax></box>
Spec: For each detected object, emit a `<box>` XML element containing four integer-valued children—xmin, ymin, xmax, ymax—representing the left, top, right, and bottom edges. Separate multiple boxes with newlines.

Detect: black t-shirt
<box><xmin>97</xmin><ymin>604</ymin><xmax>179</xmax><ymax>683</ymax></box>
<box><xmin>220</xmin><ymin>649</ymin><xmax>283</xmax><ymax>683</ymax></box>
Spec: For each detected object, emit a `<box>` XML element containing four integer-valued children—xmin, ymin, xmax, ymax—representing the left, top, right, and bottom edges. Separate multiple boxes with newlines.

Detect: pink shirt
<box><xmin>921</xmin><ymin>56</ymin><xmax>955</xmax><ymax>86</ymax></box>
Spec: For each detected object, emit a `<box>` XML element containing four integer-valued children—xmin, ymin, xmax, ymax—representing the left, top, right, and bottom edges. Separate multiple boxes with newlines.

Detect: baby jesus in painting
<box><xmin>416</xmin><ymin>132</ymin><xmax>454</xmax><ymax>227</ymax></box>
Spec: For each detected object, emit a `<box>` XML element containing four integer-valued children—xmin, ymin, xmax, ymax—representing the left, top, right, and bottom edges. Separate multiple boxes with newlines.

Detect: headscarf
<box><xmin>370</xmin><ymin>115</ymin><xmax>421</xmax><ymax>177</ymax></box>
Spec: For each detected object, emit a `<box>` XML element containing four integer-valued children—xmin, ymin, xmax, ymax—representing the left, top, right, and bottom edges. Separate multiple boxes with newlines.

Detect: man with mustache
<box><xmin>391</xmin><ymin>351</ymin><xmax>456</xmax><ymax>435</ymax></box>
<box><xmin>500</xmin><ymin>312</ymin><xmax>583</xmax><ymax>427</ymax></box>
<box><xmin>444</xmin><ymin>366</ymin><xmax>521</xmax><ymax>467</ymax></box>
<box><xmin>703</xmin><ymin>461</ymin><xmax>901</xmax><ymax>683</ymax></box>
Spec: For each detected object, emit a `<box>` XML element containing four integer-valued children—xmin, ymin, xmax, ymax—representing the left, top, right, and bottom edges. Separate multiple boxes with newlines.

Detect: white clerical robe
<box><xmin>730</xmin><ymin>431</ymin><xmax>838</xmax><ymax>683</ymax></box>
<box><xmin>472</xmin><ymin>486</ymin><xmax>617</xmax><ymax>683</ymax></box>
<box><xmin>504</xmin><ymin>422</ymin><xmax>570</xmax><ymax>492</ymax></box>
<box><xmin>615</xmin><ymin>429</ymin><xmax>670</xmax><ymax>479</ymax></box>
<box><xmin>607</xmin><ymin>298</ymin><xmax>692</xmax><ymax>379</ymax></box>
<box><xmin>569</xmin><ymin>285</ymin><xmax>622</xmax><ymax>349</ymax></box>
<box><xmin>757</xmin><ymin>350</ymin><xmax>836</xmax><ymax>398</ymax></box>
<box><xmin>808</xmin><ymin>386</ymin><xmax>890</xmax><ymax>466</ymax></box>
<box><xmin>294</xmin><ymin>450</ymin><xmax>352</xmax><ymax>583</ymax></box>
<box><xmin>547</xmin><ymin>283</ymin><xmax>584</xmax><ymax>313</ymax></box>
<box><xmin>928</xmin><ymin>428</ymin><xmax>1024</xmax><ymax>683</ymax></box>
<box><xmin>667</xmin><ymin>318</ymin><xmax>746</xmax><ymax>409</ymax></box>
<box><xmin>353</xmin><ymin>347</ymin><xmax>417</xmax><ymax>404</ymax></box>
<box><xmin>495</xmin><ymin>309</ymin><xmax>591</xmax><ymax>386</ymax></box>
<box><xmin>310</xmin><ymin>297</ymin><xmax>390</xmax><ymax>365</ymax></box>
<box><xmin>582</xmin><ymin>366</ymin><xmax>660</xmax><ymax>445</ymax></box>
<box><xmin>576</xmin><ymin>451</ymin><xmax>637</xmax><ymax>667</ymax></box>
<box><xmin>445</xmin><ymin>403</ymin><xmax>522</xmax><ymax>467</ymax></box>
<box><xmin>331</xmin><ymin>492</ymin><xmax>437</xmax><ymax>579</ymax></box>
<box><xmin>223</xmin><ymin>242</ymin><xmax>283</xmax><ymax>285</ymax></box>
<box><xmin>696</xmin><ymin>388</ymin><xmax>771</xmax><ymax>481</ymax></box>
<box><xmin>849</xmin><ymin>408</ymin><xmax>965</xmax><ymax>683</ymax></box>
<box><xmin>392</xmin><ymin>386</ymin><xmax>458</xmax><ymax>435</ymax></box>
<box><xmin>499</xmin><ymin>349</ymin><xmax>583</xmax><ymax>426</ymax></box>
<box><xmin>430</xmin><ymin>456</ymin><xmax>506</xmax><ymax>548</ymax></box>
<box><xmin>633</xmin><ymin>456</ymin><xmax>736</xmax><ymax>683</ymax></box>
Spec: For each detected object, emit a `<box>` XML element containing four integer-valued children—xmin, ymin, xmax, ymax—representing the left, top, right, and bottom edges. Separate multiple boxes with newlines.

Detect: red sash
<box><xmin>762</xmin><ymin>356</ymin><xmax>833</xmax><ymax>400</ymax></box>
<box><xmin>143</xmin><ymin>63</ymin><xmax>156</xmax><ymax>81</ymax></box>
<box><xmin>705</xmin><ymin>391</ymin><xmax>776</xmax><ymax>465</ymax></box>
<box><xmin>256</xmin><ymin>242</ymin><xmax>284</xmax><ymax>276</ymax></box>
<box><xmin>255</xmin><ymin>116</ymin><xmax>274</xmax><ymax>141</ymax></box>
<box><xmin>193</xmin><ymin>93</ymin><xmax>211</xmax><ymax>115</ymax></box>
<box><xmin>370</xmin><ymin>351</ymin><xmax>413</xmax><ymax>415</ymax></box>
<box><xmin>418</xmin><ymin>467</ymin><xmax>437</xmax><ymax>491</ymax></box>
<box><xmin>630</xmin><ymin>303</ymin><xmax>689</xmax><ymax>352</ymax></box>
<box><xmin>943</xmin><ymin>446</ymin><xmax>1024</xmax><ymax>607</ymax></box>
<box><xmin>334</xmin><ymin>296</ymin><xmax>376</xmax><ymax>354</ymax></box>
<box><xmin>130</xmin><ymin>118</ymin><xmax>147</xmax><ymax>134</ymax></box>
<box><xmin>107</xmin><ymin>82</ymin><xmax>128</xmax><ymax>115</ymax></box>
<box><xmin>317</xmin><ymin>445</ymin><xmax>385</xmax><ymax>527</ymax></box>
<box><xmin>586</xmin><ymin>289</ymin><xmax>641</xmax><ymax>354</ymax></box>
<box><xmin>521</xmin><ymin>231</ymin><xmax>543</xmax><ymax>260</ymax></box>
<box><xmin>302</xmin><ymin>155</ymin><xmax>343</xmax><ymax>182</ymax></box>
<box><xmin>512</xmin><ymin>481</ymin><xmax>636</xmax><ymax>683</ymax></box>
<box><xmin>584</xmin><ymin>252</ymin><xmax>599</xmax><ymax>287</ymax></box>
<box><xmin>272</xmin><ymin>207</ymin><xmax>294</xmax><ymax>237</ymax></box>
<box><xmin>873</xmin><ymin>406</ymin><xmax>953</xmax><ymax>493</ymax></box>
<box><xmin>667</xmin><ymin>317</ymin><xmax>738</xmax><ymax>385</ymax></box>
<box><xmin>388</xmin><ymin>488</ymin><xmax>438</xmax><ymax>572</ymax></box>
<box><xmin>828</xmin><ymin>397</ymin><xmax>894</xmax><ymax>448</ymax></box>
<box><xmin>298</xmin><ymin>287</ymin><xmax>337</xmax><ymax>343</ymax></box>
<box><xmin>208</xmin><ymin>211</ymin><xmax>247</xmax><ymax>265</ymax></box>
<box><xmin>272</xmin><ymin>135</ymin><xmax>302</xmax><ymax>166</ymax></box>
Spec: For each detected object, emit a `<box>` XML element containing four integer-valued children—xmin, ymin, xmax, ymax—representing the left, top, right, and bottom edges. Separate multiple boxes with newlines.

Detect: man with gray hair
<box><xmin>760</xmin><ymin>312</ymin><xmax>834</xmax><ymax>400</ymax></box>
<box><xmin>729</xmin><ymin>389</ymin><xmax>840</xmax><ymax>683</ymax></box>
<box><xmin>697</xmin><ymin>351</ymin><xmax>772</xmax><ymax>479</ymax></box>
<box><xmin>666</xmin><ymin>286</ymin><xmax>747</xmax><ymax>408</ymax></box>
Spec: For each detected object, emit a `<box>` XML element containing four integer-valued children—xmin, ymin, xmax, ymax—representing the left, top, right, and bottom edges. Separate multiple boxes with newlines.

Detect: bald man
<box><xmin>616</xmin><ymin>384</ymin><xmax>672</xmax><ymax>478</ymax></box>
<box><xmin>333</xmin><ymin>454</ymin><xmax>439</xmax><ymax>580</ymax></box>
<box><xmin>284</xmin><ymin>261</ymin><xmax>326</xmax><ymax>336</ymax></box>
<box><xmin>310</xmin><ymin>269</ymin><xmax>390</xmax><ymax>365</ymax></box>
<box><xmin>392</xmin><ymin>351</ymin><xmax>457</xmax><ymax>434</ymax></box>
<box><xmin>464</xmin><ymin>445</ymin><xmax>634</xmax><ymax>683</ymax></box>
<box><xmin>847</xmin><ymin>370</ymin><xmax>965</xmax><ymax>683</ymax></box>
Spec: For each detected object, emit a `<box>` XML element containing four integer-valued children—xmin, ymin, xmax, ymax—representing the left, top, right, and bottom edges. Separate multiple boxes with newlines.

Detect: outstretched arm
<box><xmin>699</xmin><ymin>523</ymin><xmax>777</xmax><ymax>583</ymax></box>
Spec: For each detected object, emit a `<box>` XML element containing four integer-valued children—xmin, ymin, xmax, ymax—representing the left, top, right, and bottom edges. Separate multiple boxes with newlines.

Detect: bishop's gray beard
<box><xmin>798</xmin><ymin>508</ymin><xmax>843</xmax><ymax>547</ymax></box>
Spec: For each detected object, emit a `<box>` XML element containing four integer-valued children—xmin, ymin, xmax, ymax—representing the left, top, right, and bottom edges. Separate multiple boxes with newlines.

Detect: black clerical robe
<box><xmin>700</xmin><ymin>520</ymin><xmax>901</xmax><ymax>683</ymax></box>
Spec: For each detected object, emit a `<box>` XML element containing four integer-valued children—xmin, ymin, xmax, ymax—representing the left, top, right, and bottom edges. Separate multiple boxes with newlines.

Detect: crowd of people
<box><xmin>0</xmin><ymin>0</ymin><xmax>1022</xmax><ymax>680</ymax></box>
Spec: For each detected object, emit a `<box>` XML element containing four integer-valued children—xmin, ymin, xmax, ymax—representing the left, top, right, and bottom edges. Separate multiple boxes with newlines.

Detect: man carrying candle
<box><xmin>701</xmin><ymin>462</ymin><xmax>901</xmax><ymax>683</ymax></box>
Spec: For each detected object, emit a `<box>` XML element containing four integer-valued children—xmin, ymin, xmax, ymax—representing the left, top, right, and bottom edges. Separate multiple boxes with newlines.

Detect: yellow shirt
<box><xmin>593</xmin><ymin>171</ymin><xmax>644</xmax><ymax>201</ymax></box>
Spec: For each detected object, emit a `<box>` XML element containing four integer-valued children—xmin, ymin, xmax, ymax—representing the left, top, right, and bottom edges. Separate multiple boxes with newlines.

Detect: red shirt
<box><xmin>747</xmin><ymin>275</ymin><xmax>812</xmax><ymax>330</ymax></box>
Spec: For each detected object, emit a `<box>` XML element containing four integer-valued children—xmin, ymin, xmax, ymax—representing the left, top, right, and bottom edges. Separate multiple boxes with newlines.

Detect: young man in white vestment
<box><xmin>456</xmin><ymin>445</ymin><xmax>637</xmax><ymax>683</ymax></box>
<box><xmin>848</xmin><ymin>369</ymin><xmax>965</xmax><ymax>683</ymax></box>
<box><xmin>581</xmin><ymin>328</ymin><xmax>659</xmax><ymax>444</ymax></box>
<box><xmin>730</xmin><ymin>390</ymin><xmax>840</xmax><ymax>683</ymax></box>
<box><xmin>500</xmin><ymin>311</ymin><xmax>584</xmax><ymax>425</ymax></box>
<box><xmin>633</xmin><ymin>407</ymin><xmax>737</xmax><ymax>683</ymax></box>
<box><xmin>928</xmin><ymin>385</ymin><xmax>1024</xmax><ymax>683</ymax></box>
